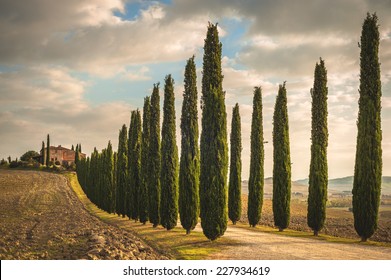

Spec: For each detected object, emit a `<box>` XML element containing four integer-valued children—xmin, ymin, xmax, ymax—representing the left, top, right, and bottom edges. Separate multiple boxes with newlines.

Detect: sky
<box><xmin>0</xmin><ymin>0</ymin><xmax>390</xmax><ymax>180</ymax></box>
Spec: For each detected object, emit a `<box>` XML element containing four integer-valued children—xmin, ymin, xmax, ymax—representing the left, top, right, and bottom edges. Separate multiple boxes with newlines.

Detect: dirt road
<box><xmin>206</xmin><ymin>225</ymin><xmax>391</xmax><ymax>260</ymax></box>
<box><xmin>0</xmin><ymin>170</ymin><xmax>165</xmax><ymax>260</ymax></box>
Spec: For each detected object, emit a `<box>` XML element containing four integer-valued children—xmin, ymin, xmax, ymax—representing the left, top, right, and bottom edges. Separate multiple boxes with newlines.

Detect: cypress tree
<box><xmin>160</xmin><ymin>75</ymin><xmax>179</xmax><ymax>230</ymax></box>
<box><xmin>71</xmin><ymin>144</ymin><xmax>74</xmax><ymax>151</ymax></box>
<box><xmin>179</xmin><ymin>56</ymin><xmax>200</xmax><ymax>234</ymax></box>
<box><xmin>46</xmin><ymin>134</ymin><xmax>50</xmax><ymax>167</ymax></box>
<box><xmin>140</xmin><ymin>97</ymin><xmax>151</xmax><ymax>224</ymax></box>
<box><xmin>127</xmin><ymin>112</ymin><xmax>136</xmax><ymax>220</ymax></box>
<box><xmin>79</xmin><ymin>144</ymin><xmax>82</xmax><ymax>153</ymax></box>
<box><xmin>129</xmin><ymin>110</ymin><xmax>142</xmax><ymax>221</ymax></box>
<box><xmin>41</xmin><ymin>141</ymin><xmax>45</xmax><ymax>165</ymax></box>
<box><xmin>104</xmin><ymin>141</ymin><xmax>115</xmax><ymax>214</ymax></box>
<box><xmin>200</xmin><ymin>23</ymin><xmax>228</xmax><ymax>241</ymax></box>
<box><xmin>116</xmin><ymin>125</ymin><xmax>128</xmax><ymax>218</ymax></box>
<box><xmin>353</xmin><ymin>13</ymin><xmax>382</xmax><ymax>242</ymax></box>
<box><xmin>112</xmin><ymin>151</ymin><xmax>117</xmax><ymax>213</ymax></box>
<box><xmin>229</xmin><ymin>103</ymin><xmax>242</xmax><ymax>225</ymax></box>
<box><xmin>248</xmin><ymin>87</ymin><xmax>264</xmax><ymax>227</ymax></box>
<box><xmin>308</xmin><ymin>58</ymin><xmax>328</xmax><ymax>236</ymax></box>
<box><xmin>149</xmin><ymin>84</ymin><xmax>161</xmax><ymax>227</ymax></box>
<box><xmin>75</xmin><ymin>144</ymin><xmax>81</xmax><ymax>165</ymax></box>
<box><xmin>272</xmin><ymin>82</ymin><xmax>291</xmax><ymax>232</ymax></box>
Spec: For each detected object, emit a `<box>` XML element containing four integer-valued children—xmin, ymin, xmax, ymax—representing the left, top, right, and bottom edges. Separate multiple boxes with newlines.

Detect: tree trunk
<box><xmin>314</xmin><ymin>230</ymin><xmax>319</xmax><ymax>237</ymax></box>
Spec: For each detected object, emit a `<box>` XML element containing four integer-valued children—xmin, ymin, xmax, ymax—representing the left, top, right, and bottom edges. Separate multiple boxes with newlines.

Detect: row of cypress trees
<box><xmin>77</xmin><ymin>13</ymin><xmax>382</xmax><ymax>241</ymax></box>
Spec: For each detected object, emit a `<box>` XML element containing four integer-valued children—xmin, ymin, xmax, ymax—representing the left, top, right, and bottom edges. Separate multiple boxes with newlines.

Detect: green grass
<box><xmin>64</xmin><ymin>172</ymin><xmax>237</xmax><ymax>259</ymax></box>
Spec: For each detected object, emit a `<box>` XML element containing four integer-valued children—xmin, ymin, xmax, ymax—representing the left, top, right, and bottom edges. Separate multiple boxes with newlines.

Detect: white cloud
<box><xmin>122</xmin><ymin>66</ymin><xmax>151</xmax><ymax>81</ymax></box>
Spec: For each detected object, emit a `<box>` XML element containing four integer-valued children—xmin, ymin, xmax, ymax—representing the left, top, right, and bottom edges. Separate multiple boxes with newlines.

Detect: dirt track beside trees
<box><xmin>0</xmin><ymin>170</ymin><xmax>165</xmax><ymax>260</ymax></box>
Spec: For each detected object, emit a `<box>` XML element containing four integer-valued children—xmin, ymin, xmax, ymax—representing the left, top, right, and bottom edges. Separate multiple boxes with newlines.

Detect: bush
<box><xmin>9</xmin><ymin>161</ymin><xmax>21</xmax><ymax>168</ymax></box>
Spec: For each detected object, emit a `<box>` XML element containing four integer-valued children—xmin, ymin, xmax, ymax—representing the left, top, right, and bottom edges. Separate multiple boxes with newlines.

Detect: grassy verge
<box><xmin>64</xmin><ymin>172</ymin><xmax>237</xmax><ymax>259</ymax></box>
<box><xmin>233</xmin><ymin>222</ymin><xmax>391</xmax><ymax>248</ymax></box>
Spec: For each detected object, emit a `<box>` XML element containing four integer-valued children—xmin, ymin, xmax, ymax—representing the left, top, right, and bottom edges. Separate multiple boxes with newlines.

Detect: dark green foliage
<box><xmin>140</xmin><ymin>97</ymin><xmax>151</xmax><ymax>224</ymax></box>
<box><xmin>46</xmin><ymin>134</ymin><xmax>50</xmax><ymax>167</ymax></box>
<box><xmin>228</xmin><ymin>104</ymin><xmax>242</xmax><ymax>225</ymax></box>
<box><xmin>200</xmin><ymin>23</ymin><xmax>228</xmax><ymax>241</ymax></box>
<box><xmin>113</xmin><ymin>151</ymin><xmax>117</xmax><ymax>212</ymax></box>
<box><xmin>128</xmin><ymin>110</ymin><xmax>142</xmax><ymax>221</ymax></box>
<box><xmin>308</xmin><ymin>58</ymin><xmax>328</xmax><ymax>236</ymax></box>
<box><xmin>71</xmin><ymin>145</ymin><xmax>74</xmax><ymax>151</ymax></box>
<box><xmin>75</xmin><ymin>144</ymin><xmax>81</xmax><ymax>165</ymax></box>
<box><xmin>272</xmin><ymin>82</ymin><xmax>291</xmax><ymax>232</ymax></box>
<box><xmin>76</xmin><ymin>141</ymin><xmax>115</xmax><ymax>214</ymax></box>
<box><xmin>149</xmin><ymin>84</ymin><xmax>161</xmax><ymax>227</ymax></box>
<box><xmin>160</xmin><ymin>75</ymin><xmax>179</xmax><ymax>230</ymax></box>
<box><xmin>248</xmin><ymin>87</ymin><xmax>264</xmax><ymax>227</ymax></box>
<box><xmin>103</xmin><ymin>141</ymin><xmax>115</xmax><ymax>213</ymax></box>
<box><xmin>116</xmin><ymin>125</ymin><xmax>128</xmax><ymax>217</ymax></box>
<box><xmin>353</xmin><ymin>13</ymin><xmax>382</xmax><ymax>242</ymax></box>
<box><xmin>20</xmin><ymin>150</ymin><xmax>39</xmax><ymax>162</ymax></box>
<box><xmin>179</xmin><ymin>56</ymin><xmax>200</xmax><ymax>234</ymax></box>
<box><xmin>41</xmin><ymin>141</ymin><xmax>45</xmax><ymax>165</ymax></box>
<box><xmin>127</xmin><ymin>112</ymin><xmax>136</xmax><ymax>220</ymax></box>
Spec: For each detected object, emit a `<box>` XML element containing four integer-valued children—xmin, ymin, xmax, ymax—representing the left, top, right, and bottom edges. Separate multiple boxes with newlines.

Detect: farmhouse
<box><xmin>40</xmin><ymin>145</ymin><xmax>86</xmax><ymax>166</ymax></box>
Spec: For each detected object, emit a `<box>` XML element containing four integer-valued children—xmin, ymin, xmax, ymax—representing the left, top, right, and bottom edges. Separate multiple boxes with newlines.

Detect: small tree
<box><xmin>41</xmin><ymin>141</ymin><xmax>45</xmax><ymax>165</ymax></box>
<box><xmin>160</xmin><ymin>75</ymin><xmax>179</xmax><ymax>230</ymax></box>
<box><xmin>20</xmin><ymin>151</ymin><xmax>39</xmax><ymax>162</ymax></box>
<box><xmin>228</xmin><ymin>104</ymin><xmax>242</xmax><ymax>225</ymax></box>
<box><xmin>272</xmin><ymin>82</ymin><xmax>291</xmax><ymax>232</ymax></box>
<box><xmin>46</xmin><ymin>134</ymin><xmax>50</xmax><ymax>167</ymax></box>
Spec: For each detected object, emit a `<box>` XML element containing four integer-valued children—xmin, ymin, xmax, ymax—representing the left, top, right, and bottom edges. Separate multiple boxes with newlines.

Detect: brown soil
<box><xmin>0</xmin><ymin>170</ymin><xmax>166</xmax><ymax>260</ymax></box>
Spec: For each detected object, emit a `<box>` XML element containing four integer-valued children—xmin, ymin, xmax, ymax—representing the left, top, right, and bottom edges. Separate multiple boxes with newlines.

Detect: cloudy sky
<box><xmin>1</xmin><ymin>0</ymin><xmax>390</xmax><ymax>180</ymax></box>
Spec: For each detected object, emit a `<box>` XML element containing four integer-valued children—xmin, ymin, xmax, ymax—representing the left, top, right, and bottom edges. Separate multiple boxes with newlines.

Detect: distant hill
<box><xmin>294</xmin><ymin>176</ymin><xmax>391</xmax><ymax>195</ymax></box>
<box><xmin>242</xmin><ymin>176</ymin><xmax>391</xmax><ymax>196</ymax></box>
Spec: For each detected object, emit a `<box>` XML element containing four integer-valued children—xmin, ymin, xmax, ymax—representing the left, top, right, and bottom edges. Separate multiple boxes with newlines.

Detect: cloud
<box><xmin>0</xmin><ymin>1</ymin><xmax>208</xmax><ymax>77</ymax></box>
<box><xmin>0</xmin><ymin>65</ymin><xmax>131</xmax><ymax>159</ymax></box>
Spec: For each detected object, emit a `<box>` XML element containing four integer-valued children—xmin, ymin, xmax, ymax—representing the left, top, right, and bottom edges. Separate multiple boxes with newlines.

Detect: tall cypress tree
<box><xmin>116</xmin><ymin>125</ymin><xmax>128</xmax><ymax>218</ymax></box>
<box><xmin>353</xmin><ymin>13</ymin><xmax>382</xmax><ymax>242</ymax></box>
<box><xmin>129</xmin><ymin>110</ymin><xmax>142</xmax><ymax>221</ymax></box>
<box><xmin>160</xmin><ymin>75</ymin><xmax>179</xmax><ymax>230</ymax></box>
<box><xmin>105</xmin><ymin>141</ymin><xmax>115</xmax><ymax>214</ymax></box>
<box><xmin>127</xmin><ymin>112</ymin><xmax>136</xmax><ymax>220</ymax></box>
<box><xmin>75</xmin><ymin>143</ymin><xmax>81</xmax><ymax>165</ymax></box>
<box><xmin>41</xmin><ymin>141</ymin><xmax>45</xmax><ymax>165</ymax></box>
<box><xmin>200</xmin><ymin>23</ymin><xmax>228</xmax><ymax>241</ymax></box>
<box><xmin>248</xmin><ymin>87</ymin><xmax>264</xmax><ymax>227</ymax></box>
<box><xmin>149</xmin><ymin>84</ymin><xmax>161</xmax><ymax>227</ymax></box>
<box><xmin>272</xmin><ymin>82</ymin><xmax>291</xmax><ymax>232</ymax></box>
<box><xmin>46</xmin><ymin>134</ymin><xmax>50</xmax><ymax>167</ymax></box>
<box><xmin>179</xmin><ymin>56</ymin><xmax>200</xmax><ymax>234</ymax></box>
<box><xmin>140</xmin><ymin>97</ymin><xmax>151</xmax><ymax>224</ymax></box>
<box><xmin>228</xmin><ymin>104</ymin><xmax>242</xmax><ymax>225</ymax></box>
<box><xmin>308</xmin><ymin>58</ymin><xmax>328</xmax><ymax>236</ymax></box>
<box><xmin>112</xmin><ymin>151</ymin><xmax>117</xmax><ymax>213</ymax></box>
